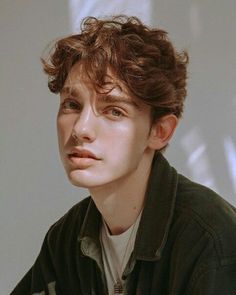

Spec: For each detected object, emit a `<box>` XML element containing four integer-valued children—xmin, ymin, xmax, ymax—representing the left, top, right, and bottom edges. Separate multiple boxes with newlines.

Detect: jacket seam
<box><xmin>175</xmin><ymin>204</ymin><xmax>236</xmax><ymax>264</ymax></box>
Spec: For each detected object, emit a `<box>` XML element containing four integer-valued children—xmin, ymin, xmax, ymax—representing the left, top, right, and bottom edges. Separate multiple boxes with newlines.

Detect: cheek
<box><xmin>57</xmin><ymin>116</ymin><xmax>73</xmax><ymax>145</ymax></box>
<box><xmin>103</xmin><ymin>123</ymin><xmax>149</xmax><ymax>159</ymax></box>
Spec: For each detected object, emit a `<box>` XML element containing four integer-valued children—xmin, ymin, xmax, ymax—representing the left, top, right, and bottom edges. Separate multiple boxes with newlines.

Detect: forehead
<box><xmin>62</xmin><ymin>62</ymin><xmax>134</xmax><ymax>100</ymax></box>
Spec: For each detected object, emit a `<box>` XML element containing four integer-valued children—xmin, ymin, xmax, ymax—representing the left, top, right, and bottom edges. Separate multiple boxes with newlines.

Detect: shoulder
<box><xmin>45</xmin><ymin>196</ymin><xmax>91</xmax><ymax>246</ymax></box>
<box><xmin>174</xmin><ymin>174</ymin><xmax>236</xmax><ymax>261</ymax></box>
<box><xmin>22</xmin><ymin>196</ymin><xmax>92</xmax><ymax>290</ymax></box>
<box><xmin>176</xmin><ymin>174</ymin><xmax>236</xmax><ymax>220</ymax></box>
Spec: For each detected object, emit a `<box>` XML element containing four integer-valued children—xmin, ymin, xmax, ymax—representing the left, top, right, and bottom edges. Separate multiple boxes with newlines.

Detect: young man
<box><xmin>12</xmin><ymin>16</ymin><xmax>236</xmax><ymax>295</ymax></box>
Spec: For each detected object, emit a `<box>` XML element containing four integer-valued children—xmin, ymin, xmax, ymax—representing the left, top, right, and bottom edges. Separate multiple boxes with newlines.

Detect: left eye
<box><xmin>104</xmin><ymin>108</ymin><xmax>124</xmax><ymax>118</ymax></box>
<box><xmin>110</xmin><ymin>108</ymin><xmax>123</xmax><ymax>117</ymax></box>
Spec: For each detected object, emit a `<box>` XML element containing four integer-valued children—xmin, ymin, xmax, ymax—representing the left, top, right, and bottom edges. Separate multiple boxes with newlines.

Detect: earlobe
<box><xmin>148</xmin><ymin>114</ymin><xmax>178</xmax><ymax>150</ymax></box>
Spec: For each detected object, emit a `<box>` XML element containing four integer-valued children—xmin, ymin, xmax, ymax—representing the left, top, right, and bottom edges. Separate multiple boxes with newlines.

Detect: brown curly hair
<box><xmin>42</xmin><ymin>15</ymin><xmax>188</xmax><ymax>121</ymax></box>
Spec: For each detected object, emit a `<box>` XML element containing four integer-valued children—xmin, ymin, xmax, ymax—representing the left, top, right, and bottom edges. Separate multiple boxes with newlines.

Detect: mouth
<box><xmin>67</xmin><ymin>149</ymin><xmax>100</xmax><ymax>160</ymax></box>
<box><xmin>67</xmin><ymin>149</ymin><xmax>100</xmax><ymax>169</ymax></box>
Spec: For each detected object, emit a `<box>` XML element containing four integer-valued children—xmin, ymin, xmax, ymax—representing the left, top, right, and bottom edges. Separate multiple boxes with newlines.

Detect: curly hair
<box><xmin>42</xmin><ymin>15</ymin><xmax>188</xmax><ymax>121</ymax></box>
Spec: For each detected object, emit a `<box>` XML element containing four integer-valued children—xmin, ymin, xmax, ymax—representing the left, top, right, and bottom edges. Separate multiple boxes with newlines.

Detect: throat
<box><xmin>102</xmin><ymin>204</ymin><xmax>142</xmax><ymax>235</ymax></box>
<box><xmin>90</xmin><ymin>160</ymin><xmax>152</xmax><ymax>235</ymax></box>
<box><xmin>107</xmin><ymin>225</ymin><xmax>128</xmax><ymax>235</ymax></box>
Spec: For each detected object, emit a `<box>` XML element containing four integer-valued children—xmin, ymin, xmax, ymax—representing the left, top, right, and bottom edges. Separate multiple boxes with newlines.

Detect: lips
<box><xmin>67</xmin><ymin>148</ymin><xmax>100</xmax><ymax>169</ymax></box>
<box><xmin>68</xmin><ymin>148</ymin><xmax>99</xmax><ymax>160</ymax></box>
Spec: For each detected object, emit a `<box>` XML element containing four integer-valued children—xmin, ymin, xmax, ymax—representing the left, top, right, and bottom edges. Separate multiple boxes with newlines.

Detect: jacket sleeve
<box><xmin>10</xmin><ymin>230</ymin><xmax>61</xmax><ymax>295</ymax></box>
<box><xmin>10</xmin><ymin>268</ymin><xmax>32</xmax><ymax>295</ymax></box>
<box><xmin>190</xmin><ymin>263</ymin><xmax>236</xmax><ymax>294</ymax></box>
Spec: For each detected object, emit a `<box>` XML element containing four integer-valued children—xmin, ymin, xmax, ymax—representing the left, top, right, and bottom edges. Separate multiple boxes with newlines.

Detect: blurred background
<box><xmin>1</xmin><ymin>0</ymin><xmax>235</xmax><ymax>293</ymax></box>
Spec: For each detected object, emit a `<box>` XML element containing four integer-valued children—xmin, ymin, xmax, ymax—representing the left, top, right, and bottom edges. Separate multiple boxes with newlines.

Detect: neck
<box><xmin>89</xmin><ymin>155</ymin><xmax>153</xmax><ymax>235</ymax></box>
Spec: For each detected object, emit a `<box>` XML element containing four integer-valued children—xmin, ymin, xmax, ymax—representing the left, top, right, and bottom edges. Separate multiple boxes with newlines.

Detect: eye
<box><xmin>60</xmin><ymin>99</ymin><xmax>81</xmax><ymax>113</ymax></box>
<box><xmin>103</xmin><ymin>107</ymin><xmax>125</xmax><ymax>119</ymax></box>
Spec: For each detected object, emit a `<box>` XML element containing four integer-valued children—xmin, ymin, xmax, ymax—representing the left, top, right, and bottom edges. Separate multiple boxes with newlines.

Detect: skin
<box><xmin>57</xmin><ymin>62</ymin><xmax>178</xmax><ymax>234</ymax></box>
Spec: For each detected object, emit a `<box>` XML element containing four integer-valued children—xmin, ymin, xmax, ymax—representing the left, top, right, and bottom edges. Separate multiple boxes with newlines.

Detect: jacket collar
<box><xmin>134</xmin><ymin>152</ymin><xmax>178</xmax><ymax>261</ymax></box>
<box><xmin>78</xmin><ymin>153</ymin><xmax>178</xmax><ymax>262</ymax></box>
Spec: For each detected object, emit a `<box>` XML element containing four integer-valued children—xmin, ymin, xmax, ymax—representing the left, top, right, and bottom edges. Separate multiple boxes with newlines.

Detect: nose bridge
<box><xmin>73</xmin><ymin>104</ymin><xmax>97</xmax><ymax>140</ymax></box>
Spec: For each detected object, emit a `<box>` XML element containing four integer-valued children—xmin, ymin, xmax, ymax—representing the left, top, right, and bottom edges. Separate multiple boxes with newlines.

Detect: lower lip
<box><xmin>68</xmin><ymin>156</ymin><xmax>98</xmax><ymax>168</ymax></box>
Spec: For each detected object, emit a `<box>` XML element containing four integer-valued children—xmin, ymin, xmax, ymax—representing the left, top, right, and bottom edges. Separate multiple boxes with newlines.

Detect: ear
<box><xmin>148</xmin><ymin>114</ymin><xmax>178</xmax><ymax>150</ymax></box>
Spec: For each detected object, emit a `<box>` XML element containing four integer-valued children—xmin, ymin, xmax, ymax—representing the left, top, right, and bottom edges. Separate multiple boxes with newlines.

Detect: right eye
<box><xmin>60</xmin><ymin>99</ymin><xmax>81</xmax><ymax>113</ymax></box>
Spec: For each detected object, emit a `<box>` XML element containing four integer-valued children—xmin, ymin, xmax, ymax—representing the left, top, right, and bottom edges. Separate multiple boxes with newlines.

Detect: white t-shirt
<box><xmin>100</xmin><ymin>212</ymin><xmax>142</xmax><ymax>295</ymax></box>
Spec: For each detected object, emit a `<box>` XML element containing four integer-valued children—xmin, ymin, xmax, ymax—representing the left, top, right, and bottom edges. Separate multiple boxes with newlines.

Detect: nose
<box><xmin>72</xmin><ymin>106</ymin><xmax>97</xmax><ymax>143</ymax></box>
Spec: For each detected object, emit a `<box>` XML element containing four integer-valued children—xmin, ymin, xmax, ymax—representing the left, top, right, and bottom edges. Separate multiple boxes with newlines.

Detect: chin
<box><xmin>67</xmin><ymin>170</ymin><xmax>101</xmax><ymax>189</ymax></box>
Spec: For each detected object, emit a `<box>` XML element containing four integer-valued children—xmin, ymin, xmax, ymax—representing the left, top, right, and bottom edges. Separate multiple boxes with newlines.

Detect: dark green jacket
<box><xmin>11</xmin><ymin>153</ymin><xmax>236</xmax><ymax>294</ymax></box>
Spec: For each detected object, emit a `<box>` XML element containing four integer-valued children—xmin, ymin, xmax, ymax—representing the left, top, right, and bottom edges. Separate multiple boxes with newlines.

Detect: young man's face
<box><xmin>57</xmin><ymin>63</ymin><xmax>155</xmax><ymax>190</ymax></box>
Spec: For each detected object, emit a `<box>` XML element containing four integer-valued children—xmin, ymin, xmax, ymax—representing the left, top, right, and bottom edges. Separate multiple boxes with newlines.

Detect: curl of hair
<box><xmin>41</xmin><ymin>15</ymin><xmax>189</xmax><ymax>120</ymax></box>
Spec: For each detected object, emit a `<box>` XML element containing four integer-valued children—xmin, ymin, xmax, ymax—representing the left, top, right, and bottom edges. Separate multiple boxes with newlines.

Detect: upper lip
<box><xmin>67</xmin><ymin>148</ymin><xmax>100</xmax><ymax>160</ymax></box>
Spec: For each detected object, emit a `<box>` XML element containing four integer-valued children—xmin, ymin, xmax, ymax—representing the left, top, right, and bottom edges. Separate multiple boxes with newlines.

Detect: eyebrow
<box><xmin>60</xmin><ymin>86</ymin><xmax>141</xmax><ymax>109</ymax></box>
<box><xmin>60</xmin><ymin>86</ymin><xmax>80</xmax><ymax>97</ymax></box>
<box><xmin>99</xmin><ymin>94</ymin><xmax>141</xmax><ymax>109</ymax></box>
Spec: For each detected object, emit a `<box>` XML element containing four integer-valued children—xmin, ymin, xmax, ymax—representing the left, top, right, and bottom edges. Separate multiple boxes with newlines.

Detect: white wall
<box><xmin>151</xmin><ymin>0</ymin><xmax>236</xmax><ymax>202</ymax></box>
<box><xmin>1</xmin><ymin>0</ymin><xmax>235</xmax><ymax>293</ymax></box>
<box><xmin>0</xmin><ymin>1</ymin><xmax>84</xmax><ymax>292</ymax></box>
